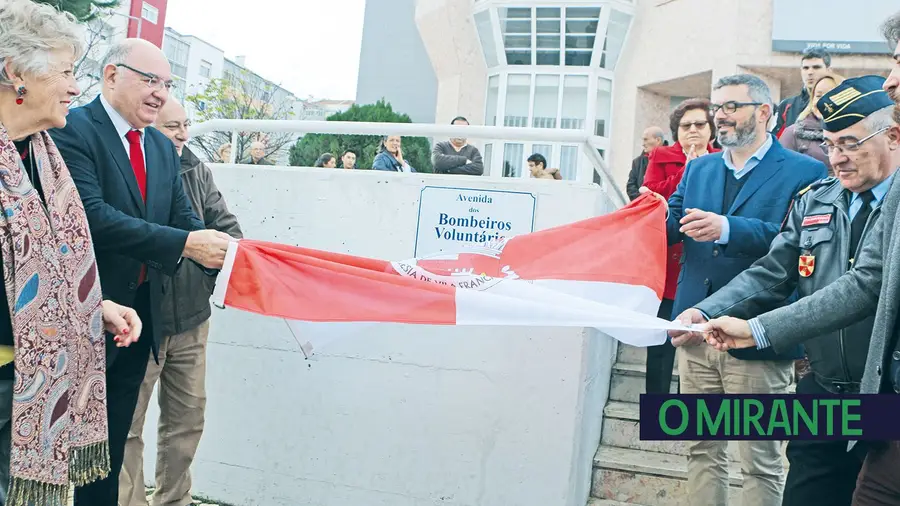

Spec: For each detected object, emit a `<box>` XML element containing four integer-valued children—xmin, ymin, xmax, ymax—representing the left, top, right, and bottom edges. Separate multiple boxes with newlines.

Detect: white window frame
<box><xmin>474</xmin><ymin>1</ymin><xmax>636</xmax><ymax>179</ymax></box>
<box><xmin>141</xmin><ymin>2</ymin><xmax>159</xmax><ymax>24</ymax></box>
<box><xmin>199</xmin><ymin>59</ymin><xmax>212</xmax><ymax>78</ymax></box>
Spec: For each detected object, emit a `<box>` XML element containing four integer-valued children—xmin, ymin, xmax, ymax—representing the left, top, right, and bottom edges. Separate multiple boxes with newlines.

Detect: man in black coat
<box><xmin>625</xmin><ymin>126</ymin><xmax>665</xmax><ymax>200</ymax></box>
<box><xmin>50</xmin><ymin>38</ymin><xmax>232</xmax><ymax>506</ymax></box>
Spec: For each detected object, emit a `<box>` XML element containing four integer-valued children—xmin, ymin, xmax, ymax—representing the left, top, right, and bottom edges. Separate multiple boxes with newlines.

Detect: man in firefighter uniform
<box><xmin>684</xmin><ymin>75</ymin><xmax>898</xmax><ymax>506</ymax></box>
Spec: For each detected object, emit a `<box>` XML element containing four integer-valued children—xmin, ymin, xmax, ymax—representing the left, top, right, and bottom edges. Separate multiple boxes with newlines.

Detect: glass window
<box><xmin>536</xmin><ymin>50</ymin><xmax>560</xmax><ymax>65</ymax></box>
<box><xmin>501</xmin><ymin>7</ymin><xmax>532</xmax><ymax>65</ymax></box>
<box><xmin>163</xmin><ymin>34</ymin><xmax>189</xmax><ymax>67</ymax></box>
<box><xmin>560</xmin><ymin>146</ymin><xmax>578</xmax><ymax>180</ymax></box>
<box><xmin>170</xmin><ymin>62</ymin><xmax>187</xmax><ymax>80</ymax></box>
<box><xmin>561</xmin><ymin>75</ymin><xmax>588</xmax><ymax>130</ymax></box>
<box><xmin>504</xmin><ymin>74</ymin><xmax>530</xmax><ymax>128</ymax></box>
<box><xmin>595</xmin><ymin>78</ymin><xmax>612</xmax><ymax>136</ymax></box>
<box><xmin>531</xmin><ymin>144</ymin><xmax>553</xmax><ymax>178</ymax></box>
<box><xmin>566</xmin><ymin>7</ymin><xmax>602</xmax><ymax>18</ymax></box>
<box><xmin>475</xmin><ymin>10</ymin><xmax>499</xmax><ymax>67</ymax></box>
<box><xmin>532</xmin><ymin>75</ymin><xmax>559</xmax><ymax>128</ymax></box>
<box><xmin>503</xmin><ymin>143</ymin><xmax>524</xmax><ymax>178</ymax></box>
<box><xmin>564</xmin><ymin>6</ymin><xmax>600</xmax><ymax>67</ymax></box>
<box><xmin>506</xmin><ymin>51</ymin><xmax>531</xmax><ymax>65</ymax></box>
<box><xmin>483</xmin><ymin>143</ymin><xmax>493</xmax><ymax>175</ymax></box>
<box><xmin>537</xmin><ymin>35</ymin><xmax>561</xmax><ymax>48</ymax></box>
<box><xmin>200</xmin><ymin>60</ymin><xmax>212</xmax><ymax>78</ymax></box>
<box><xmin>141</xmin><ymin>2</ymin><xmax>159</xmax><ymax>24</ymax></box>
<box><xmin>601</xmin><ymin>10</ymin><xmax>632</xmax><ymax>70</ymax></box>
<box><xmin>536</xmin><ymin>7</ymin><xmax>561</xmax><ymax>19</ymax></box>
<box><xmin>485</xmin><ymin>75</ymin><xmax>500</xmax><ymax>126</ymax></box>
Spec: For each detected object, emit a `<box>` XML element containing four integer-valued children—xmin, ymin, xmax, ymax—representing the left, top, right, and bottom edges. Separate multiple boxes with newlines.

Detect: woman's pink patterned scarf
<box><xmin>0</xmin><ymin>126</ymin><xmax>108</xmax><ymax>505</ymax></box>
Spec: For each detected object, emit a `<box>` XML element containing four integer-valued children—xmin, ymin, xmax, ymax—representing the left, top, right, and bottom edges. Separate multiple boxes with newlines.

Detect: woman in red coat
<box><xmin>640</xmin><ymin>98</ymin><xmax>718</xmax><ymax>394</ymax></box>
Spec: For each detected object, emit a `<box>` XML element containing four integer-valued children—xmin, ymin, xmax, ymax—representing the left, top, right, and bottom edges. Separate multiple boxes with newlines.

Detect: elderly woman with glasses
<box><xmin>0</xmin><ymin>2</ymin><xmax>143</xmax><ymax>505</ymax></box>
<box><xmin>639</xmin><ymin>98</ymin><xmax>719</xmax><ymax>395</ymax></box>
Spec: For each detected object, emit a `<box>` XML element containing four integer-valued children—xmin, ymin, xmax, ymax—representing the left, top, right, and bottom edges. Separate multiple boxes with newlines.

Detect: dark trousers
<box><xmin>0</xmin><ymin>380</ymin><xmax>12</xmax><ymax>506</ymax></box>
<box><xmin>782</xmin><ymin>374</ymin><xmax>866</xmax><ymax>506</ymax></box>
<box><xmin>75</xmin><ymin>285</ymin><xmax>153</xmax><ymax>506</ymax></box>
<box><xmin>852</xmin><ymin>440</ymin><xmax>900</xmax><ymax>505</ymax></box>
<box><xmin>646</xmin><ymin>298</ymin><xmax>679</xmax><ymax>394</ymax></box>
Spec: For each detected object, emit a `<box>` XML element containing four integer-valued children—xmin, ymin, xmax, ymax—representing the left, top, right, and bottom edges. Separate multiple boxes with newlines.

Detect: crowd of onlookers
<box><xmin>232</xmin><ymin>115</ymin><xmax>567</xmax><ymax>179</ymax></box>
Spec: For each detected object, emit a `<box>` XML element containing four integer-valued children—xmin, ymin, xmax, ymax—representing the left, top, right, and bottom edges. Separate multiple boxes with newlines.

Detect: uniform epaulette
<box><xmin>797</xmin><ymin>177</ymin><xmax>837</xmax><ymax>198</ymax></box>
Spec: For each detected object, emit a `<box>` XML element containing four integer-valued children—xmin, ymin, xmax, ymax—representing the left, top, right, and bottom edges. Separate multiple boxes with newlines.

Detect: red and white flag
<box><xmin>211</xmin><ymin>195</ymin><xmax>683</xmax><ymax>357</ymax></box>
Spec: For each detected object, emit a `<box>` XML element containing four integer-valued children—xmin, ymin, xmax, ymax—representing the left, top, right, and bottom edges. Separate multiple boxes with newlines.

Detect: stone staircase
<box><xmin>589</xmin><ymin>343</ymin><xmax>744</xmax><ymax>506</ymax></box>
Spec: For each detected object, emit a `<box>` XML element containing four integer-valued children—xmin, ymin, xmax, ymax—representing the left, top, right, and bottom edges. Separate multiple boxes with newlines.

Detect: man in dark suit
<box><xmin>653</xmin><ymin>73</ymin><xmax>826</xmax><ymax>505</ymax></box>
<box><xmin>50</xmin><ymin>38</ymin><xmax>233</xmax><ymax>506</ymax></box>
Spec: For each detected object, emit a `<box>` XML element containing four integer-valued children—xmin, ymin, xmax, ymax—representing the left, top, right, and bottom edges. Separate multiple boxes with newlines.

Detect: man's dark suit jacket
<box><xmin>50</xmin><ymin>97</ymin><xmax>204</xmax><ymax>354</ymax></box>
<box><xmin>667</xmin><ymin>137</ymin><xmax>827</xmax><ymax>361</ymax></box>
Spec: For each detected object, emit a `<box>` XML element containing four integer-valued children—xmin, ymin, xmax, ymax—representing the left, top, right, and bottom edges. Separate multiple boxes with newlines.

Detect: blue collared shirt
<box><xmin>749</xmin><ymin>171</ymin><xmax>896</xmax><ymax>349</ymax></box>
<box><xmin>849</xmin><ymin>172</ymin><xmax>894</xmax><ymax>220</ymax></box>
<box><xmin>716</xmin><ymin>135</ymin><xmax>775</xmax><ymax>244</ymax></box>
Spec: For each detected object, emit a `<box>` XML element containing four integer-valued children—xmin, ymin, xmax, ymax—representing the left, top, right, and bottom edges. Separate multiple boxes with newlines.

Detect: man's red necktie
<box><xmin>125</xmin><ymin>129</ymin><xmax>148</xmax><ymax>285</ymax></box>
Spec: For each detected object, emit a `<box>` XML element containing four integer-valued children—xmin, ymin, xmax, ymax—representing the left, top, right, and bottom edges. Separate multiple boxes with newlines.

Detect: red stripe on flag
<box><xmin>500</xmin><ymin>195</ymin><xmax>667</xmax><ymax>299</ymax></box>
<box><xmin>224</xmin><ymin>241</ymin><xmax>458</xmax><ymax>324</ymax></box>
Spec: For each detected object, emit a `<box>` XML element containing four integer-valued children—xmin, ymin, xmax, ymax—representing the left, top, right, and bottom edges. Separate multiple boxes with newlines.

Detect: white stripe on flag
<box><xmin>211</xmin><ymin>240</ymin><xmax>239</xmax><ymax>309</ymax></box>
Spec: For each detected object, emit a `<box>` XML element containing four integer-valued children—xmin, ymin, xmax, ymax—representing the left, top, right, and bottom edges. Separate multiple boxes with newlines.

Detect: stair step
<box><xmin>608</xmin><ymin>363</ymin><xmax>678</xmax><ymax>403</ymax></box>
<box><xmin>588</xmin><ymin>499</ymin><xmax>650</xmax><ymax>506</ymax></box>
<box><xmin>616</xmin><ymin>343</ymin><xmax>648</xmax><ymax>365</ymax></box>
<box><xmin>613</xmin><ymin>362</ymin><xmax>679</xmax><ymax>378</ymax></box>
<box><xmin>601</xmin><ymin>401</ymin><xmax>740</xmax><ymax>459</ymax></box>
<box><xmin>592</xmin><ymin>446</ymin><xmax>742</xmax><ymax>506</ymax></box>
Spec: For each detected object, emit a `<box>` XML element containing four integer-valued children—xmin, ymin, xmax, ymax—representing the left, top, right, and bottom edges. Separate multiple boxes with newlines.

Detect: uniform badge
<box><xmin>802</xmin><ymin>214</ymin><xmax>832</xmax><ymax>227</ymax></box>
<box><xmin>799</xmin><ymin>255</ymin><xmax>815</xmax><ymax>277</ymax></box>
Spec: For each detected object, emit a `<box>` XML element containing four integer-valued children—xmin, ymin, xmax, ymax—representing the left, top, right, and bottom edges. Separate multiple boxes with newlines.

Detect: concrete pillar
<box><xmin>415</xmin><ymin>0</ymin><xmax>488</xmax><ymax>125</ymax></box>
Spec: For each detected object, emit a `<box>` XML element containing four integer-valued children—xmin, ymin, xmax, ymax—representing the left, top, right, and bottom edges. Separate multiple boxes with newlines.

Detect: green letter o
<box><xmin>659</xmin><ymin>399</ymin><xmax>689</xmax><ymax>435</ymax></box>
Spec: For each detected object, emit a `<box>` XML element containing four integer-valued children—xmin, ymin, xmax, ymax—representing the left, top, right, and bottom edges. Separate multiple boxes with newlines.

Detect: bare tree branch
<box><xmin>186</xmin><ymin>68</ymin><xmax>296</xmax><ymax>163</ymax></box>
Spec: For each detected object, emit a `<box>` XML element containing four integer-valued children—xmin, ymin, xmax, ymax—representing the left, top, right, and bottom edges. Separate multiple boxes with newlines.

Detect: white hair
<box><xmin>102</xmin><ymin>41</ymin><xmax>133</xmax><ymax>69</ymax></box>
<box><xmin>862</xmin><ymin>105</ymin><xmax>897</xmax><ymax>134</ymax></box>
<box><xmin>0</xmin><ymin>0</ymin><xmax>84</xmax><ymax>87</ymax></box>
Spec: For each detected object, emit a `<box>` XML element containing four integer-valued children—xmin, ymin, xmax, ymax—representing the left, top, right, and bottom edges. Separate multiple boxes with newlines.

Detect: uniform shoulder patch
<box><xmin>797</xmin><ymin>177</ymin><xmax>836</xmax><ymax>198</ymax></box>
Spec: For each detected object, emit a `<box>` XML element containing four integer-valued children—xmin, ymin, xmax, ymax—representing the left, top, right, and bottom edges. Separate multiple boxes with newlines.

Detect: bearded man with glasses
<box><xmin>48</xmin><ymin>38</ymin><xmax>235</xmax><ymax>506</ymax></box>
<box><xmin>649</xmin><ymin>73</ymin><xmax>827</xmax><ymax>506</ymax></box>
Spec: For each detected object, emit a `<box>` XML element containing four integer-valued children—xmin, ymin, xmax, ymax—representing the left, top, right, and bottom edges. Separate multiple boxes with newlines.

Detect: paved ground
<box><xmin>65</xmin><ymin>487</ymin><xmax>224</xmax><ymax>506</ymax></box>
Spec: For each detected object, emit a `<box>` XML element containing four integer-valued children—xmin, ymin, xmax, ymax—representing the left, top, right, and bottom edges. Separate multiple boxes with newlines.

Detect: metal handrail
<box><xmin>191</xmin><ymin>119</ymin><xmax>627</xmax><ymax>207</ymax></box>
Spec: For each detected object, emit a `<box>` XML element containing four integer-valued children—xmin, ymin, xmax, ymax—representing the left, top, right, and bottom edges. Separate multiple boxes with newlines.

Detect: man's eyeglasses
<box><xmin>679</xmin><ymin>121</ymin><xmax>709</xmax><ymax>130</ymax></box>
<box><xmin>708</xmin><ymin>101</ymin><xmax>763</xmax><ymax>115</ymax></box>
<box><xmin>819</xmin><ymin>127</ymin><xmax>890</xmax><ymax>156</ymax></box>
<box><xmin>116</xmin><ymin>64</ymin><xmax>176</xmax><ymax>92</ymax></box>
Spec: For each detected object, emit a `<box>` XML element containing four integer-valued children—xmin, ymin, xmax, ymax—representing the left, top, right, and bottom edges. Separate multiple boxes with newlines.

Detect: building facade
<box><xmin>356</xmin><ymin>0</ymin><xmax>893</xmax><ymax>189</ymax></box>
<box><xmin>294</xmin><ymin>99</ymin><xmax>356</xmax><ymax>121</ymax></box>
<box><xmin>356</xmin><ymin>0</ymin><xmax>439</xmax><ymax>123</ymax></box>
<box><xmin>74</xmin><ymin>0</ymin><xmax>169</xmax><ymax>106</ymax></box>
<box><xmin>161</xmin><ymin>28</ymin><xmax>298</xmax><ymax>118</ymax></box>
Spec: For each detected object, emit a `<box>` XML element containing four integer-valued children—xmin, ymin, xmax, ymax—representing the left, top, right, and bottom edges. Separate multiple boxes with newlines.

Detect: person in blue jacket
<box><xmin>658</xmin><ymin>73</ymin><xmax>827</xmax><ymax>506</ymax></box>
<box><xmin>372</xmin><ymin>135</ymin><xmax>416</xmax><ymax>172</ymax></box>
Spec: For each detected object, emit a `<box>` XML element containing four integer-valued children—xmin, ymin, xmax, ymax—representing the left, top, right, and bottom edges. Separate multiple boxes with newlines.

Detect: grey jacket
<box><xmin>431</xmin><ymin>141</ymin><xmax>484</xmax><ymax>175</ymax></box>
<box><xmin>159</xmin><ymin>147</ymin><xmax>243</xmax><ymax>336</ymax></box>
<box><xmin>756</xmin><ymin>170</ymin><xmax>900</xmax><ymax>401</ymax></box>
<box><xmin>696</xmin><ymin>177</ymin><xmax>883</xmax><ymax>392</ymax></box>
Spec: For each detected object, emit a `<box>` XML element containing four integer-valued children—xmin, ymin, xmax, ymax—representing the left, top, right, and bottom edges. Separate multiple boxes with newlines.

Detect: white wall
<box><xmin>140</xmin><ymin>168</ymin><xmax>618</xmax><ymax>506</ymax></box>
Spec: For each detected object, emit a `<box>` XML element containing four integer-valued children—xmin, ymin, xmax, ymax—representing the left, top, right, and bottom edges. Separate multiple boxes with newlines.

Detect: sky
<box><xmin>164</xmin><ymin>0</ymin><xmax>366</xmax><ymax>100</ymax></box>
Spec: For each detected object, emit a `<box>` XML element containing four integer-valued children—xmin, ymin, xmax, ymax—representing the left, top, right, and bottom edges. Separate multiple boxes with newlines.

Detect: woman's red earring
<box><xmin>15</xmin><ymin>86</ymin><xmax>26</xmax><ymax>105</ymax></box>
